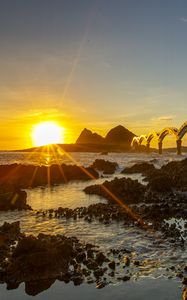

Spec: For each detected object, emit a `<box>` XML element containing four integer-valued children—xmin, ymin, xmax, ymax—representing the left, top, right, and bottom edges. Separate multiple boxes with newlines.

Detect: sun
<box><xmin>31</xmin><ymin>121</ymin><xmax>64</xmax><ymax>147</ymax></box>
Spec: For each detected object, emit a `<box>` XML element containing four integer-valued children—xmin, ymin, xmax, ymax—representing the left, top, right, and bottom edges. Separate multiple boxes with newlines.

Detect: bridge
<box><xmin>131</xmin><ymin>121</ymin><xmax>187</xmax><ymax>155</ymax></box>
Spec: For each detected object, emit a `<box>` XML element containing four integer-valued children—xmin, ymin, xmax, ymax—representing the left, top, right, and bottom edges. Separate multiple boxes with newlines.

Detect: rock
<box><xmin>95</xmin><ymin>252</ymin><xmax>108</xmax><ymax>265</ymax></box>
<box><xmin>25</xmin><ymin>279</ymin><xmax>55</xmax><ymax>296</ymax></box>
<box><xmin>87</xmin><ymin>249</ymin><xmax>94</xmax><ymax>259</ymax></box>
<box><xmin>108</xmin><ymin>271</ymin><xmax>115</xmax><ymax>277</ymax></box>
<box><xmin>108</xmin><ymin>261</ymin><xmax>116</xmax><ymax>270</ymax></box>
<box><xmin>5</xmin><ymin>235</ymin><xmax>73</xmax><ymax>287</ymax></box>
<box><xmin>121</xmin><ymin>162</ymin><xmax>155</xmax><ymax>175</ymax></box>
<box><xmin>161</xmin><ymin>159</ymin><xmax>187</xmax><ymax>190</ymax></box>
<box><xmin>0</xmin><ymin>221</ymin><xmax>20</xmax><ymax>239</ymax></box>
<box><xmin>134</xmin><ymin>260</ymin><xmax>140</xmax><ymax>266</ymax></box>
<box><xmin>147</xmin><ymin>174</ymin><xmax>173</xmax><ymax>193</ymax></box>
<box><xmin>91</xmin><ymin>159</ymin><xmax>118</xmax><ymax>174</ymax></box>
<box><xmin>1</xmin><ymin>231</ymin><xmax>114</xmax><ymax>295</ymax></box>
<box><xmin>0</xmin><ymin>164</ymin><xmax>99</xmax><ymax>189</ymax></box>
<box><xmin>72</xmin><ymin>275</ymin><xmax>84</xmax><ymax>286</ymax></box>
<box><xmin>76</xmin><ymin>252</ymin><xmax>86</xmax><ymax>263</ymax></box>
<box><xmin>121</xmin><ymin>275</ymin><xmax>130</xmax><ymax>281</ymax></box>
<box><xmin>87</xmin><ymin>277</ymin><xmax>94</xmax><ymax>284</ymax></box>
<box><xmin>84</xmin><ymin>177</ymin><xmax>146</xmax><ymax>205</ymax></box>
<box><xmin>0</xmin><ymin>185</ymin><xmax>31</xmax><ymax>211</ymax></box>
<box><xmin>123</xmin><ymin>256</ymin><xmax>130</xmax><ymax>266</ymax></box>
<box><xmin>94</xmin><ymin>268</ymin><xmax>105</xmax><ymax>278</ymax></box>
<box><xmin>85</xmin><ymin>259</ymin><xmax>98</xmax><ymax>270</ymax></box>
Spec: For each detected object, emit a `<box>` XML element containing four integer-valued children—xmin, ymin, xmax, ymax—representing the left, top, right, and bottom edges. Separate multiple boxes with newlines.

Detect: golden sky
<box><xmin>1</xmin><ymin>1</ymin><xmax>187</xmax><ymax>149</ymax></box>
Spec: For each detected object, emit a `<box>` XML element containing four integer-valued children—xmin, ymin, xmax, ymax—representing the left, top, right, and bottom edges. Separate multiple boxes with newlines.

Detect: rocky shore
<box><xmin>0</xmin><ymin>220</ymin><xmax>186</xmax><ymax>297</ymax></box>
<box><xmin>0</xmin><ymin>158</ymin><xmax>186</xmax><ymax>298</ymax></box>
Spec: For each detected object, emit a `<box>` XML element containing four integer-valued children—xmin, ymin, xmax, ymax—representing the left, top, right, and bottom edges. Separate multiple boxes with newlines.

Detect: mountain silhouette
<box><xmin>76</xmin><ymin>128</ymin><xmax>104</xmax><ymax>144</ymax></box>
<box><xmin>105</xmin><ymin>125</ymin><xmax>135</xmax><ymax>145</ymax></box>
<box><xmin>76</xmin><ymin>125</ymin><xmax>135</xmax><ymax>145</ymax></box>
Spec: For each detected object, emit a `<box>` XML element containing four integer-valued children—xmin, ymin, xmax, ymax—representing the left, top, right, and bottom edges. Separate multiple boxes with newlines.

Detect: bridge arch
<box><xmin>158</xmin><ymin>127</ymin><xmax>179</xmax><ymax>154</ymax></box>
<box><xmin>139</xmin><ymin>135</ymin><xmax>147</xmax><ymax>145</ymax></box>
<box><xmin>131</xmin><ymin>121</ymin><xmax>187</xmax><ymax>155</ymax></box>
<box><xmin>158</xmin><ymin>127</ymin><xmax>178</xmax><ymax>143</ymax></box>
<box><xmin>146</xmin><ymin>131</ymin><xmax>159</xmax><ymax>145</ymax></box>
<box><xmin>178</xmin><ymin>122</ymin><xmax>187</xmax><ymax>139</ymax></box>
<box><xmin>131</xmin><ymin>137</ymin><xmax>140</xmax><ymax>148</ymax></box>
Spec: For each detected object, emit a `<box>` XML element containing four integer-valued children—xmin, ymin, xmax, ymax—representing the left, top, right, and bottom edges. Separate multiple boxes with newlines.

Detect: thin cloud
<box><xmin>179</xmin><ymin>17</ymin><xmax>187</xmax><ymax>23</ymax></box>
<box><xmin>151</xmin><ymin>116</ymin><xmax>174</xmax><ymax>122</ymax></box>
<box><xmin>158</xmin><ymin>116</ymin><xmax>174</xmax><ymax>121</ymax></box>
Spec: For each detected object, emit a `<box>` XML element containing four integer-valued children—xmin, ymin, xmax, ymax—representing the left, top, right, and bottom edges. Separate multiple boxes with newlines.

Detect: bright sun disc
<box><xmin>32</xmin><ymin>121</ymin><xmax>64</xmax><ymax>147</ymax></box>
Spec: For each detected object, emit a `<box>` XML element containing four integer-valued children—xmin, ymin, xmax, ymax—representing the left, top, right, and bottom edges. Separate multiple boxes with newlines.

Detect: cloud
<box><xmin>151</xmin><ymin>116</ymin><xmax>174</xmax><ymax>122</ymax></box>
<box><xmin>158</xmin><ymin>116</ymin><xmax>174</xmax><ymax>121</ymax></box>
<box><xmin>179</xmin><ymin>17</ymin><xmax>187</xmax><ymax>23</ymax></box>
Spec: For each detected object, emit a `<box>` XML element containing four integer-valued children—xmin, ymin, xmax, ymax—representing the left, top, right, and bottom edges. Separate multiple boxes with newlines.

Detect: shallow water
<box><xmin>0</xmin><ymin>278</ymin><xmax>182</xmax><ymax>300</ymax></box>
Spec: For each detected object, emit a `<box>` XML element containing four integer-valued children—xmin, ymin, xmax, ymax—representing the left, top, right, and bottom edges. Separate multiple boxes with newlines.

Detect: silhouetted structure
<box><xmin>131</xmin><ymin>121</ymin><xmax>187</xmax><ymax>155</ymax></box>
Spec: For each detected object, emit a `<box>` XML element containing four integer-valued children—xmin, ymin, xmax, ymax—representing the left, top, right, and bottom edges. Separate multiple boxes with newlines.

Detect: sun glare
<box><xmin>32</xmin><ymin>121</ymin><xmax>64</xmax><ymax>147</ymax></box>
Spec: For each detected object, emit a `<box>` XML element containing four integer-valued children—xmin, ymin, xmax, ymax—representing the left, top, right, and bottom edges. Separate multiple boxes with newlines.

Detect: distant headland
<box><xmin>12</xmin><ymin>123</ymin><xmax>187</xmax><ymax>154</ymax></box>
<box><xmin>14</xmin><ymin>125</ymin><xmax>136</xmax><ymax>153</ymax></box>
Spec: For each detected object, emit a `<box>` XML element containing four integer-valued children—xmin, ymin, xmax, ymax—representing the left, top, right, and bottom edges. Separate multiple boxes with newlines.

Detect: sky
<box><xmin>0</xmin><ymin>0</ymin><xmax>187</xmax><ymax>149</ymax></box>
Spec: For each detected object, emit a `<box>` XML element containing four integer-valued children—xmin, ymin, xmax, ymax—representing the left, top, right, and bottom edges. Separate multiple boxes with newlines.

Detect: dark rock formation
<box><xmin>25</xmin><ymin>279</ymin><xmax>56</xmax><ymax>296</ymax></box>
<box><xmin>91</xmin><ymin>159</ymin><xmax>118</xmax><ymax>174</ymax></box>
<box><xmin>141</xmin><ymin>158</ymin><xmax>187</xmax><ymax>191</ymax></box>
<box><xmin>121</xmin><ymin>162</ymin><xmax>155</xmax><ymax>175</ymax></box>
<box><xmin>160</xmin><ymin>158</ymin><xmax>187</xmax><ymax>190</ymax></box>
<box><xmin>0</xmin><ymin>221</ymin><xmax>21</xmax><ymax>267</ymax></box>
<box><xmin>0</xmin><ymin>164</ymin><xmax>99</xmax><ymax>188</ymax></box>
<box><xmin>76</xmin><ymin>125</ymin><xmax>136</xmax><ymax>148</ymax></box>
<box><xmin>0</xmin><ymin>184</ymin><xmax>31</xmax><ymax>211</ymax></box>
<box><xmin>76</xmin><ymin>128</ymin><xmax>104</xmax><ymax>144</ymax></box>
<box><xmin>84</xmin><ymin>177</ymin><xmax>146</xmax><ymax>204</ymax></box>
<box><xmin>38</xmin><ymin>203</ymin><xmax>135</xmax><ymax>226</ymax></box>
<box><xmin>0</xmin><ymin>222</ymin><xmax>132</xmax><ymax>295</ymax></box>
<box><xmin>105</xmin><ymin>125</ymin><xmax>135</xmax><ymax>145</ymax></box>
<box><xmin>146</xmin><ymin>174</ymin><xmax>173</xmax><ymax>193</ymax></box>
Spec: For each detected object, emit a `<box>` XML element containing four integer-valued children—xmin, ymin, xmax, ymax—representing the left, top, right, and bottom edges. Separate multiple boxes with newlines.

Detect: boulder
<box><xmin>121</xmin><ymin>162</ymin><xmax>155</xmax><ymax>175</ymax></box>
<box><xmin>91</xmin><ymin>159</ymin><xmax>118</xmax><ymax>174</ymax></box>
<box><xmin>0</xmin><ymin>184</ymin><xmax>30</xmax><ymax>211</ymax></box>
